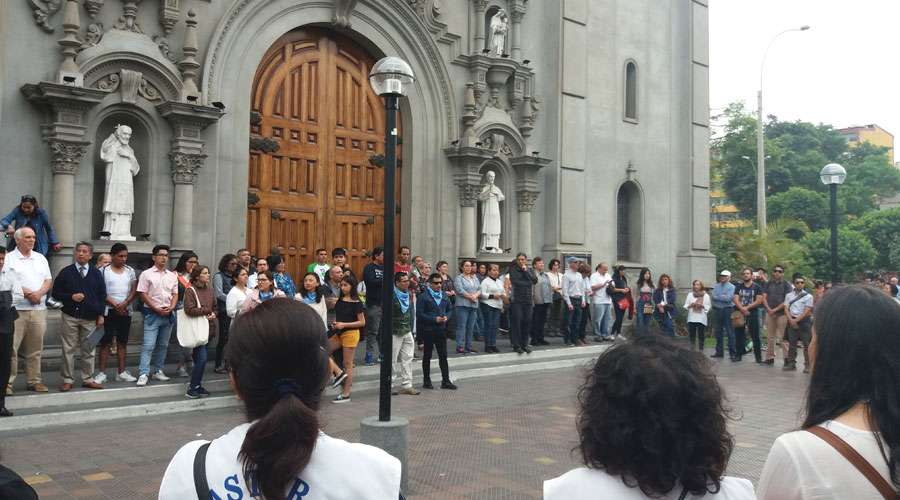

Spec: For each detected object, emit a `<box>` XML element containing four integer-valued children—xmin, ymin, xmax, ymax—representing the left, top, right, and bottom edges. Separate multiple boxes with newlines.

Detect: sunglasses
<box><xmin>774</xmin><ymin>269</ymin><xmax>784</xmax><ymax>273</ymax></box>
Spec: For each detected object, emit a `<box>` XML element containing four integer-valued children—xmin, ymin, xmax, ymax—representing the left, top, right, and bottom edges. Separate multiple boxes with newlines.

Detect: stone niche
<box><xmin>91</xmin><ymin>113</ymin><xmax>151</xmax><ymax>241</ymax></box>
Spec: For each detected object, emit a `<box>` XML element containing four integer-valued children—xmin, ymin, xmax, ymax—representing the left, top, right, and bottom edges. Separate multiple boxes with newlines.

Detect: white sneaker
<box><xmin>116</xmin><ymin>370</ymin><xmax>137</xmax><ymax>382</ymax></box>
<box><xmin>152</xmin><ymin>370</ymin><xmax>171</xmax><ymax>382</ymax></box>
<box><xmin>136</xmin><ymin>374</ymin><xmax>149</xmax><ymax>386</ymax></box>
<box><xmin>176</xmin><ymin>366</ymin><xmax>189</xmax><ymax>378</ymax></box>
<box><xmin>93</xmin><ymin>372</ymin><xmax>108</xmax><ymax>385</ymax></box>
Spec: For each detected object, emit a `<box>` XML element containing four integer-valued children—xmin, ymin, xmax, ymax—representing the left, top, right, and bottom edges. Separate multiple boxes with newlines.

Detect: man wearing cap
<box><xmin>710</xmin><ymin>270</ymin><xmax>737</xmax><ymax>361</ymax></box>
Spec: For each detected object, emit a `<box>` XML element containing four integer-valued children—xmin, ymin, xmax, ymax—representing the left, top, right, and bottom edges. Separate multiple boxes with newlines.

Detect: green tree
<box><xmin>711</xmin><ymin>219</ymin><xmax>809</xmax><ymax>273</ymax></box>
<box><xmin>767</xmin><ymin>187</ymin><xmax>831</xmax><ymax>231</ymax></box>
<box><xmin>801</xmin><ymin>227</ymin><xmax>876</xmax><ymax>282</ymax></box>
<box><xmin>889</xmin><ymin>234</ymin><xmax>900</xmax><ymax>271</ymax></box>
<box><xmin>711</xmin><ymin>226</ymin><xmax>739</xmax><ymax>274</ymax></box>
<box><xmin>849</xmin><ymin>207</ymin><xmax>900</xmax><ymax>268</ymax></box>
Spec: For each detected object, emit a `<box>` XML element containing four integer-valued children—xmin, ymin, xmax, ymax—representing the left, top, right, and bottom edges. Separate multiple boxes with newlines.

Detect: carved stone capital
<box><xmin>169</xmin><ymin>152</ymin><xmax>206</xmax><ymax>184</ymax></box>
<box><xmin>332</xmin><ymin>0</ymin><xmax>358</xmax><ymax>28</ymax></box>
<box><xmin>457</xmin><ymin>183</ymin><xmax>481</xmax><ymax>207</ymax></box>
<box><xmin>516</xmin><ymin>190</ymin><xmax>539</xmax><ymax>212</ymax></box>
<box><xmin>48</xmin><ymin>140</ymin><xmax>89</xmax><ymax>175</ymax></box>
<box><xmin>473</xmin><ymin>0</ymin><xmax>488</xmax><ymax>12</ymax></box>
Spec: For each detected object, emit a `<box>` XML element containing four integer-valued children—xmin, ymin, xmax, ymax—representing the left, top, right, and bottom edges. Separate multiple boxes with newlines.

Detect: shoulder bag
<box><xmin>805</xmin><ymin>426</ymin><xmax>898</xmax><ymax>499</ymax></box>
<box><xmin>192</xmin><ymin>442</ymin><xmax>211</xmax><ymax>499</ymax></box>
<box><xmin>177</xmin><ymin>288</ymin><xmax>210</xmax><ymax>348</ymax></box>
<box><xmin>730</xmin><ymin>309</ymin><xmax>746</xmax><ymax>329</ymax></box>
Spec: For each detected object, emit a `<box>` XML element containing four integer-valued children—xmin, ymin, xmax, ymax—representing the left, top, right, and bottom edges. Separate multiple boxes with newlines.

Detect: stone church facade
<box><xmin>0</xmin><ymin>0</ymin><xmax>715</xmax><ymax>285</ymax></box>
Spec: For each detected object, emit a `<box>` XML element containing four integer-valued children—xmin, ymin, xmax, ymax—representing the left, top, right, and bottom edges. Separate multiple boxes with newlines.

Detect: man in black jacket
<box><xmin>51</xmin><ymin>242</ymin><xmax>106</xmax><ymax>391</ymax></box>
<box><xmin>0</xmin><ymin>247</ymin><xmax>19</xmax><ymax>416</ymax></box>
<box><xmin>508</xmin><ymin>253</ymin><xmax>538</xmax><ymax>354</ymax></box>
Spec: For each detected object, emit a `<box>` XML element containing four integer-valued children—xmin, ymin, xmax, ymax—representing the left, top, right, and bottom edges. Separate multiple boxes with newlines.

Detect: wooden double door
<box><xmin>246</xmin><ymin>29</ymin><xmax>401</xmax><ymax>279</ymax></box>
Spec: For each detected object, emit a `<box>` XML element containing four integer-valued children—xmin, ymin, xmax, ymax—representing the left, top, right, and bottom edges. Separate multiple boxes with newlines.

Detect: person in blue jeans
<box><xmin>478</xmin><ymin>264</ymin><xmax>505</xmax><ymax>352</ymax></box>
<box><xmin>634</xmin><ymin>268</ymin><xmax>654</xmax><ymax>336</ymax></box>
<box><xmin>652</xmin><ymin>274</ymin><xmax>677</xmax><ymax>336</ymax></box>
<box><xmin>453</xmin><ymin>259</ymin><xmax>481</xmax><ymax>354</ymax></box>
<box><xmin>135</xmin><ymin>245</ymin><xmax>179</xmax><ymax>386</ymax></box>
<box><xmin>710</xmin><ymin>270</ymin><xmax>737</xmax><ymax>360</ymax></box>
<box><xmin>561</xmin><ymin>259</ymin><xmax>587</xmax><ymax>346</ymax></box>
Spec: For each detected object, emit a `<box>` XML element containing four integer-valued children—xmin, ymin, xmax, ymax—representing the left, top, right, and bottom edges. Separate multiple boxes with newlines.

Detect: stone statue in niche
<box><xmin>479</xmin><ymin>170</ymin><xmax>505</xmax><ymax>253</ymax></box>
<box><xmin>489</xmin><ymin>10</ymin><xmax>509</xmax><ymax>56</ymax></box>
<box><xmin>100</xmin><ymin>125</ymin><xmax>140</xmax><ymax>241</ymax></box>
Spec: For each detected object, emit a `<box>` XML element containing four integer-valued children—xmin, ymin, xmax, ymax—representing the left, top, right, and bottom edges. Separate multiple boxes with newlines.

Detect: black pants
<box><xmin>530</xmin><ymin>303</ymin><xmax>549</xmax><ymax>343</ymax></box>
<box><xmin>509</xmin><ymin>302</ymin><xmax>532</xmax><ymax>348</ymax></box>
<box><xmin>421</xmin><ymin>330</ymin><xmax>450</xmax><ymax>383</ymax></box>
<box><xmin>579</xmin><ymin>305</ymin><xmax>590</xmax><ymax>339</ymax></box>
<box><xmin>215</xmin><ymin>310</ymin><xmax>231</xmax><ymax>368</ymax></box>
<box><xmin>0</xmin><ymin>309</ymin><xmax>15</xmax><ymax>410</ymax></box>
<box><xmin>687</xmin><ymin>322</ymin><xmax>706</xmax><ymax>350</ymax></box>
<box><xmin>612</xmin><ymin>306</ymin><xmax>626</xmax><ymax>336</ymax></box>
<box><xmin>735</xmin><ymin>311</ymin><xmax>762</xmax><ymax>361</ymax></box>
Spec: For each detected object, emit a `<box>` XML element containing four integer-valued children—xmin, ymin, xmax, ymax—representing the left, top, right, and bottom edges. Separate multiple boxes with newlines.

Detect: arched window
<box><xmin>616</xmin><ymin>181</ymin><xmax>642</xmax><ymax>262</ymax></box>
<box><xmin>624</xmin><ymin>61</ymin><xmax>638</xmax><ymax>122</ymax></box>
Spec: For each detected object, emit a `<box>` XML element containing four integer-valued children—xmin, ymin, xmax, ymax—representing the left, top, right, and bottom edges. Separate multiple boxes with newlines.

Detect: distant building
<box><xmin>710</xmin><ymin>190</ymin><xmax>751</xmax><ymax>229</ymax></box>
<box><xmin>837</xmin><ymin>124</ymin><xmax>894</xmax><ymax>164</ymax></box>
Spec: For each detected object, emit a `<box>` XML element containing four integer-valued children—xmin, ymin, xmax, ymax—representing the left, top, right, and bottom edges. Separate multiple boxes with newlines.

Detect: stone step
<box><xmin>0</xmin><ymin>344</ymin><xmax>607</xmax><ymax>432</ymax></box>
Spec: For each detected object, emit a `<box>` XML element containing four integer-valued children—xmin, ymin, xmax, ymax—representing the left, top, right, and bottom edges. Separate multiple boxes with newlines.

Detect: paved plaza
<box><xmin>1</xmin><ymin>351</ymin><xmax>809</xmax><ymax>499</ymax></box>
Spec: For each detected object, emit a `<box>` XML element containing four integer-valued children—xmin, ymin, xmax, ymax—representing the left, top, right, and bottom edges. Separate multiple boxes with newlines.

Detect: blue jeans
<box><xmin>655</xmin><ymin>312</ymin><xmax>674</xmax><ymax>336</ymax></box>
<box><xmin>591</xmin><ymin>303</ymin><xmax>612</xmax><ymax>338</ymax></box>
<box><xmin>139</xmin><ymin>311</ymin><xmax>174</xmax><ymax>376</ymax></box>
<box><xmin>454</xmin><ymin>305</ymin><xmax>477</xmax><ymax>350</ymax></box>
<box><xmin>480</xmin><ymin>303</ymin><xmax>500</xmax><ymax>347</ymax></box>
<box><xmin>565</xmin><ymin>297</ymin><xmax>583</xmax><ymax>344</ymax></box>
<box><xmin>189</xmin><ymin>344</ymin><xmax>208</xmax><ymax>389</ymax></box>
<box><xmin>713</xmin><ymin>307</ymin><xmax>736</xmax><ymax>357</ymax></box>
<box><xmin>636</xmin><ymin>299</ymin><xmax>652</xmax><ymax>335</ymax></box>
<box><xmin>474</xmin><ymin>305</ymin><xmax>484</xmax><ymax>338</ymax></box>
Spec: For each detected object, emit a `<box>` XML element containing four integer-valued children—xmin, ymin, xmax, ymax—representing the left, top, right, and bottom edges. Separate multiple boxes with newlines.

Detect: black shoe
<box><xmin>782</xmin><ymin>363</ymin><xmax>797</xmax><ymax>371</ymax></box>
<box><xmin>763</xmin><ymin>359</ymin><xmax>775</xmax><ymax>365</ymax></box>
<box><xmin>711</xmin><ymin>353</ymin><xmax>724</xmax><ymax>358</ymax></box>
<box><xmin>213</xmin><ymin>367</ymin><xmax>228</xmax><ymax>374</ymax></box>
<box><xmin>423</xmin><ymin>380</ymin><xmax>434</xmax><ymax>389</ymax></box>
<box><xmin>0</xmin><ymin>407</ymin><xmax>12</xmax><ymax>417</ymax></box>
<box><xmin>441</xmin><ymin>380</ymin><xmax>458</xmax><ymax>390</ymax></box>
<box><xmin>755</xmin><ymin>358</ymin><xmax>763</xmax><ymax>364</ymax></box>
<box><xmin>732</xmin><ymin>356</ymin><xmax>741</xmax><ymax>362</ymax></box>
<box><xmin>513</xmin><ymin>346</ymin><xmax>523</xmax><ymax>354</ymax></box>
<box><xmin>522</xmin><ymin>346</ymin><xmax>532</xmax><ymax>354</ymax></box>
<box><xmin>538</xmin><ymin>340</ymin><xmax>551</xmax><ymax>346</ymax></box>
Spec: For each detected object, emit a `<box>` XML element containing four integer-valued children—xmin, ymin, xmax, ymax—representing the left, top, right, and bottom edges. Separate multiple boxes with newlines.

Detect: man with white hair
<box><xmin>4</xmin><ymin>227</ymin><xmax>52</xmax><ymax>394</ymax></box>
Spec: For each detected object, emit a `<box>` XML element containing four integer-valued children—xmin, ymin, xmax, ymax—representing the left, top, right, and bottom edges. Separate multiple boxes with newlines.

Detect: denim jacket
<box><xmin>1</xmin><ymin>207</ymin><xmax>59</xmax><ymax>256</ymax></box>
<box><xmin>711</xmin><ymin>282</ymin><xmax>736</xmax><ymax>309</ymax></box>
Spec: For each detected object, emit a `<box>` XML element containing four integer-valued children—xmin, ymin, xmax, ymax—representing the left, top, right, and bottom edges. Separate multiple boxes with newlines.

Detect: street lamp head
<box><xmin>820</xmin><ymin>163</ymin><xmax>847</xmax><ymax>185</ymax></box>
<box><xmin>741</xmin><ymin>155</ymin><xmax>751</xmax><ymax>160</ymax></box>
<box><xmin>369</xmin><ymin>57</ymin><xmax>415</xmax><ymax>97</ymax></box>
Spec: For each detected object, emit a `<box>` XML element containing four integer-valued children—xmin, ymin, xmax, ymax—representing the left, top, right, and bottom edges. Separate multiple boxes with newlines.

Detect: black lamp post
<box><xmin>819</xmin><ymin>163</ymin><xmax>846</xmax><ymax>284</ymax></box>
<box><xmin>368</xmin><ymin>56</ymin><xmax>415</xmax><ymax>422</ymax></box>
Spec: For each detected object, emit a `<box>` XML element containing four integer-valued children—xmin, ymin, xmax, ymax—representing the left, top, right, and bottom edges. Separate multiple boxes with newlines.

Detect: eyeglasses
<box><xmin>430</xmin><ymin>281</ymin><xmax>443</xmax><ymax>285</ymax></box>
<box><xmin>774</xmin><ymin>269</ymin><xmax>784</xmax><ymax>273</ymax></box>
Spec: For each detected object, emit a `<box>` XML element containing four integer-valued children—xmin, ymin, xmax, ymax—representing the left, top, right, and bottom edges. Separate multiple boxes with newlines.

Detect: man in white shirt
<box><xmin>561</xmin><ymin>258</ymin><xmax>587</xmax><ymax>347</ymax></box>
<box><xmin>589</xmin><ymin>262</ymin><xmax>614</xmax><ymax>341</ymax></box>
<box><xmin>96</xmin><ymin>243</ymin><xmax>138</xmax><ymax>383</ymax></box>
<box><xmin>4</xmin><ymin>227</ymin><xmax>52</xmax><ymax>393</ymax></box>
<box><xmin>247</xmin><ymin>257</ymin><xmax>269</xmax><ymax>289</ymax></box>
<box><xmin>783</xmin><ymin>276</ymin><xmax>813</xmax><ymax>373</ymax></box>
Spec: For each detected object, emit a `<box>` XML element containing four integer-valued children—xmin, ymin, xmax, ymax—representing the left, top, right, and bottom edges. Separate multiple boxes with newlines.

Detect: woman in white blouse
<box><xmin>683</xmin><ymin>279</ymin><xmax>711</xmax><ymax>351</ymax></box>
<box><xmin>757</xmin><ymin>285</ymin><xmax>899</xmax><ymax>499</ymax></box>
<box><xmin>225</xmin><ymin>268</ymin><xmax>250</xmax><ymax>319</ymax></box>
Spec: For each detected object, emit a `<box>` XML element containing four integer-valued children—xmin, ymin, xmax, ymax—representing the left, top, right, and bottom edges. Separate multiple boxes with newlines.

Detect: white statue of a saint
<box><xmin>489</xmin><ymin>10</ymin><xmax>508</xmax><ymax>56</ymax></box>
<box><xmin>100</xmin><ymin>124</ymin><xmax>140</xmax><ymax>241</ymax></box>
<box><xmin>478</xmin><ymin>170</ymin><xmax>504</xmax><ymax>253</ymax></box>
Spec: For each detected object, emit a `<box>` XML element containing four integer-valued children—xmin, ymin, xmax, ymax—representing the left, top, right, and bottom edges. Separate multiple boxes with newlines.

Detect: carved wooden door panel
<box><xmin>248</xmin><ymin>28</ymin><xmax>400</xmax><ymax>280</ymax></box>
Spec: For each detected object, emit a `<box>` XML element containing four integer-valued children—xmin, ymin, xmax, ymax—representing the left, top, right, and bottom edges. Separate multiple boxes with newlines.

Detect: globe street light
<box><xmin>362</xmin><ymin>55</ymin><xmax>414</xmax><ymax>494</ymax></box>
<box><xmin>757</xmin><ymin>25</ymin><xmax>810</xmax><ymax>236</ymax></box>
<box><xmin>820</xmin><ymin>163</ymin><xmax>846</xmax><ymax>284</ymax></box>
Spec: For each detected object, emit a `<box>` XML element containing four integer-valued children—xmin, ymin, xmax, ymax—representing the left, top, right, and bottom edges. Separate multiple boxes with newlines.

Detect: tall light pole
<box><xmin>820</xmin><ymin>163</ymin><xmax>846</xmax><ymax>284</ymax></box>
<box><xmin>362</xmin><ymin>55</ymin><xmax>415</xmax><ymax>494</ymax></box>
<box><xmin>757</xmin><ymin>25</ymin><xmax>810</xmax><ymax>235</ymax></box>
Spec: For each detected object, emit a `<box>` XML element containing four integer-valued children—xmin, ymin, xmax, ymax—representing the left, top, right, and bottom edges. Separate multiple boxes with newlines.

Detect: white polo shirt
<box><xmin>589</xmin><ymin>272</ymin><xmax>613</xmax><ymax>305</ymax></box>
<box><xmin>3</xmin><ymin>247</ymin><xmax>51</xmax><ymax>310</ymax></box>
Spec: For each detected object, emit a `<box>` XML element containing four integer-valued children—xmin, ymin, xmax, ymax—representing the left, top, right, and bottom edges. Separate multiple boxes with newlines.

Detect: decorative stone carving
<box><xmin>489</xmin><ymin>10</ymin><xmax>509</xmax><ymax>56</ymax></box>
<box><xmin>332</xmin><ymin>0</ymin><xmax>358</xmax><ymax>28</ymax></box>
<box><xmin>169</xmin><ymin>152</ymin><xmax>205</xmax><ymax>185</ymax></box>
<box><xmin>516</xmin><ymin>190</ymin><xmax>539</xmax><ymax>212</ymax></box>
<box><xmin>478</xmin><ymin>170</ymin><xmax>504</xmax><ymax>253</ymax></box>
<box><xmin>93</xmin><ymin>72</ymin><xmax>121</xmax><ymax>92</ymax></box>
<box><xmin>153</xmin><ymin>35</ymin><xmax>177</xmax><ymax>62</ymax></box>
<box><xmin>57</xmin><ymin>0</ymin><xmax>83</xmax><ymax>85</ymax></box>
<box><xmin>100</xmin><ymin>125</ymin><xmax>140</xmax><ymax>241</ymax></box>
<box><xmin>159</xmin><ymin>0</ymin><xmax>179</xmax><ymax>34</ymax></box>
<box><xmin>84</xmin><ymin>0</ymin><xmax>103</xmax><ymax>18</ymax></box>
<box><xmin>48</xmin><ymin>139</ymin><xmax>88</xmax><ymax>174</ymax></box>
<box><xmin>119</xmin><ymin>69</ymin><xmax>142</xmax><ymax>103</ymax></box>
<box><xmin>28</xmin><ymin>0</ymin><xmax>63</xmax><ymax>33</ymax></box>
<box><xmin>457</xmin><ymin>183</ymin><xmax>480</xmax><ymax>208</ymax></box>
<box><xmin>178</xmin><ymin>10</ymin><xmax>201</xmax><ymax>101</ymax></box>
<box><xmin>138</xmin><ymin>78</ymin><xmax>162</xmax><ymax>101</ymax></box>
<box><xmin>113</xmin><ymin>0</ymin><xmax>143</xmax><ymax>33</ymax></box>
<box><xmin>81</xmin><ymin>22</ymin><xmax>104</xmax><ymax>49</ymax></box>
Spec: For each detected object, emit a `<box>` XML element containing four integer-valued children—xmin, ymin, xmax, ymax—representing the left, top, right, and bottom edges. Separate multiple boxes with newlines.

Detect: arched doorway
<box><xmin>616</xmin><ymin>181</ymin><xmax>643</xmax><ymax>263</ymax></box>
<box><xmin>246</xmin><ymin>28</ymin><xmax>401</xmax><ymax>279</ymax></box>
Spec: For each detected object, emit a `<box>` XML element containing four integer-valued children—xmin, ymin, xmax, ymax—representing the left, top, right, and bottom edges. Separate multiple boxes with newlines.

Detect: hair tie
<box><xmin>273</xmin><ymin>378</ymin><xmax>302</xmax><ymax>399</ymax></box>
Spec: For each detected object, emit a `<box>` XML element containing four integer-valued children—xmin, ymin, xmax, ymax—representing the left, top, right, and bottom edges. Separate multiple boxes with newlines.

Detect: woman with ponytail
<box><xmin>758</xmin><ymin>285</ymin><xmax>899</xmax><ymax>499</ymax></box>
<box><xmin>159</xmin><ymin>299</ymin><xmax>401</xmax><ymax>499</ymax></box>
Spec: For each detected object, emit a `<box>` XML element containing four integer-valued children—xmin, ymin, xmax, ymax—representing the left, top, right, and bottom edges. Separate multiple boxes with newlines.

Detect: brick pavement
<box><xmin>0</xmin><ymin>351</ymin><xmax>809</xmax><ymax>499</ymax></box>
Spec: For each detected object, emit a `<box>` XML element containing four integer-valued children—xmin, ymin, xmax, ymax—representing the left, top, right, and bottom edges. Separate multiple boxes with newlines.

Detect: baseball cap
<box><xmin>719</xmin><ymin>270</ymin><xmax>732</xmax><ymax>277</ymax></box>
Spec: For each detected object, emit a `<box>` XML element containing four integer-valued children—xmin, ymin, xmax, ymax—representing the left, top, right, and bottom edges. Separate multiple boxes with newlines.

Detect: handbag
<box><xmin>730</xmin><ymin>309</ymin><xmax>746</xmax><ymax>329</ymax></box>
<box><xmin>176</xmin><ymin>288</ymin><xmax>209</xmax><ymax>348</ymax></box>
<box><xmin>617</xmin><ymin>297</ymin><xmax>629</xmax><ymax>311</ymax></box>
<box><xmin>642</xmin><ymin>302</ymin><xmax>654</xmax><ymax>315</ymax></box>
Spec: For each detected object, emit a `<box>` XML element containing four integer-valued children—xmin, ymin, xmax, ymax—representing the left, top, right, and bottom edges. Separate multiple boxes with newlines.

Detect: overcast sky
<box><xmin>710</xmin><ymin>0</ymin><xmax>899</xmax><ymax>140</ymax></box>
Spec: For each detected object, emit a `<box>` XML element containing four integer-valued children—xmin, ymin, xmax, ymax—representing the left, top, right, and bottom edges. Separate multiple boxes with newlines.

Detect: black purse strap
<box><xmin>193</xmin><ymin>442</ymin><xmax>211</xmax><ymax>499</ymax></box>
<box><xmin>678</xmin><ymin>487</ymin><xmax>690</xmax><ymax>500</ymax></box>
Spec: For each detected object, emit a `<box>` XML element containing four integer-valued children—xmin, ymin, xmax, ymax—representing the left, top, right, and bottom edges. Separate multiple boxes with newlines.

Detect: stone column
<box><xmin>446</xmin><ymin>146</ymin><xmax>494</xmax><ymax>258</ymax></box>
<box><xmin>516</xmin><ymin>191</ymin><xmax>538</xmax><ymax>256</ymax></box>
<box><xmin>473</xmin><ymin>0</ymin><xmax>488</xmax><ymax>53</ymax></box>
<box><xmin>170</xmin><ymin>152</ymin><xmax>205</xmax><ymax>249</ymax></box>
<box><xmin>510</xmin><ymin>9</ymin><xmax>524</xmax><ymax>60</ymax></box>
<box><xmin>48</xmin><ymin>140</ymin><xmax>89</xmax><ymax>247</ymax></box>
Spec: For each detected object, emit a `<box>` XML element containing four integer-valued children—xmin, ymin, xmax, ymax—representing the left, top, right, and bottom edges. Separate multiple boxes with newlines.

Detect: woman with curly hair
<box><xmin>545</xmin><ymin>333</ymin><xmax>754</xmax><ymax>499</ymax></box>
<box><xmin>758</xmin><ymin>285</ymin><xmax>900</xmax><ymax>499</ymax></box>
